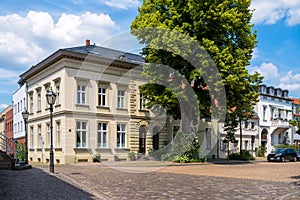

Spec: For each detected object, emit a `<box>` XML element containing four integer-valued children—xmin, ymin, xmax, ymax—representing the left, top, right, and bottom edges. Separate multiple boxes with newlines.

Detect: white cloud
<box><xmin>250</xmin><ymin>0</ymin><xmax>300</xmax><ymax>26</ymax></box>
<box><xmin>249</xmin><ymin>63</ymin><xmax>300</xmax><ymax>97</ymax></box>
<box><xmin>0</xmin><ymin>104</ymin><xmax>9</xmax><ymax>110</ymax></box>
<box><xmin>0</xmin><ymin>68</ymin><xmax>18</xmax><ymax>79</ymax></box>
<box><xmin>104</xmin><ymin>0</ymin><xmax>140</xmax><ymax>9</ymax></box>
<box><xmin>248</xmin><ymin>62</ymin><xmax>280</xmax><ymax>82</ymax></box>
<box><xmin>0</xmin><ymin>11</ymin><xmax>117</xmax><ymax>67</ymax></box>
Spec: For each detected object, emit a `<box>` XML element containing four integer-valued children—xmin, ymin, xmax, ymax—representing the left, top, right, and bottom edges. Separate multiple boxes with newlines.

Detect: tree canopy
<box><xmin>131</xmin><ymin>0</ymin><xmax>263</xmax><ymax>136</ymax></box>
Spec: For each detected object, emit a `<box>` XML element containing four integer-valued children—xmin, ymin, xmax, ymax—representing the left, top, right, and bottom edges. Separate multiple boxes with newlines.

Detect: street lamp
<box><xmin>46</xmin><ymin>88</ymin><xmax>56</xmax><ymax>173</ymax></box>
<box><xmin>251</xmin><ymin>135</ymin><xmax>255</xmax><ymax>158</ymax></box>
<box><xmin>22</xmin><ymin>109</ymin><xmax>29</xmax><ymax>165</ymax></box>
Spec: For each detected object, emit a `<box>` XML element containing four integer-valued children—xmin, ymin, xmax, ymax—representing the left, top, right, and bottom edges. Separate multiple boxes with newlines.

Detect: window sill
<box><xmin>36</xmin><ymin>110</ymin><xmax>41</xmax><ymax>113</ymax></box>
<box><xmin>75</xmin><ymin>104</ymin><xmax>89</xmax><ymax>108</ymax></box>
<box><xmin>73</xmin><ymin>148</ymin><xmax>91</xmax><ymax>153</ymax></box>
<box><xmin>116</xmin><ymin>108</ymin><xmax>127</xmax><ymax>111</ymax></box>
<box><xmin>55</xmin><ymin>104</ymin><xmax>61</xmax><ymax>108</ymax></box>
<box><xmin>139</xmin><ymin>109</ymin><xmax>149</xmax><ymax>112</ymax></box>
<box><xmin>96</xmin><ymin>106</ymin><xmax>110</xmax><ymax>110</ymax></box>
<box><xmin>54</xmin><ymin>148</ymin><xmax>62</xmax><ymax>151</ymax></box>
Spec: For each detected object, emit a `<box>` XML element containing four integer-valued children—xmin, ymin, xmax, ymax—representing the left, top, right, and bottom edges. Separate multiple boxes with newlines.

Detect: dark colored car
<box><xmin>267</xmin><ymin>148</ymin><xmax>297</xmax><ymax>162</ymax></box>
<box><xmin>297</xmin><ymin>149</ymin><xmax>300</xmax><ymax>161</ymax></box>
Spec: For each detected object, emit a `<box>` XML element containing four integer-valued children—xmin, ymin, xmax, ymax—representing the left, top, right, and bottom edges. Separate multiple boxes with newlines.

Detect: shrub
<box><xmin>229</xmin><ymin>150</ymin><xmax>253</xmax><ymax>161</ymax></box>
<box><xmin>255</xmin><ymin>146</ymin><xmax>266</xmax><ymax>157</ymax></box>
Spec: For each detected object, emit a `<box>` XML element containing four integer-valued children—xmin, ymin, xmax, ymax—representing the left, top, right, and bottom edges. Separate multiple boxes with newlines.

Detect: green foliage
<box><xmin>158</xmin><ymin>132</ymin><xmax>205</xmax><ymax>163</ymax></box>
<box><xmin>131</xmin><ymin>0</ymin><xmax>263</xmax><ymax>136</ymax></box>
<box><xmin>276</xmin><ymin>144</ymin><xmax>299</xmax><ymax>151</ymax></box>
<box><xmin>229</xmin><ymin>150</ymin><xmax>253</xmax><ymax>161</ymax></box>
<box><xmin>128</xmin><ymin>151</ymin><xmax>137</xmax><ymax>160</ymax></box>
<box><xmin>255</xmin><ymin>146</ymin><xmax>267</xmax><ymax>157</ymax></box>
<box><xmin>16</xmin><ymin>143</ymin><xmax>25</xmax><ymax>161</ymax></box>
<box><xmin>289</xmin><ymin>120</ymin><xmax>300</xmax><ymax>134</ymax></box>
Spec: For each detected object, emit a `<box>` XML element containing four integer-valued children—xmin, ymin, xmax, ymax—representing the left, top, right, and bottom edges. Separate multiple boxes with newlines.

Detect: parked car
<box><xmin>267</xmin><ymin>148</ymin><xmax>297</xmax><ymax>162</ymax></box>
<box><xmin>297</xmin><ymin>149</ymin><xmax>300</xmax><ymax>161</ymax></box>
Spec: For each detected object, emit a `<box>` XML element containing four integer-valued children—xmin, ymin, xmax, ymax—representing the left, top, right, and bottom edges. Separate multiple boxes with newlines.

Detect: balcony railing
<box><xmin>271</xmin><ymin>119</ymin><xmax>289</xmax><ymax>127</ymax></box>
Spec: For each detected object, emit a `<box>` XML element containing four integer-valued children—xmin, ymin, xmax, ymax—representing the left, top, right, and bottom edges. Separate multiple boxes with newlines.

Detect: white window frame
<box><xmin>205</xmin><ymin>128</ymin><xmax>211</xmax><ymax>150</ymax></box>
<box><xmin>77</xmin><ymin>85</ymin><xmax>86</xmax><ymax>105</ymax></box>
<box><xmin>37</xmin><ymin>91</ymin><xmax>41</xmax><ymax>111</ymax></box>
<box><xmin>140</xmin><ymin>93</ymin><xmax>147</xmax><ymax>110</ymax></box>
<box><xmin>56</xmin><ymin>121</ymin><xmax>61</xmax><ymax>148</ymax></box>
<box><xmin>76</xmin><ymin>121</ymin><xmax>87</xmax><ymax>148</ymax></box>
<box><xmin>46</xmin><ymin>124</ymin><xmax>50</xmax><ymax>148</ymax></box>
<box><xmin>56</xmin><ymin>85</ymin><xmax>60</xmax><ymax>105</ymax></box>
<box><xmin>98</xmin><ymin>87</ymin><xmax>107</xmax><ymax>107</ymax></box>
<box><xmin>117</xmin><ymin>90</ymin><xmax>125</xmax><ymax>108</ymax></box>
<box><xmin>38</xmin><ymin>125</ymin><xmax>42</xmax><ymax>148</ymax></box>
<box><xmin>30</xmin><ymin>126</ymin><xmax>34</xmax><ymax>148</ymax></box>
<box><xmin>117</xmin><ymin>124</ymin><xmax>126</xmax><ymax>148</ymax></box>
<box><xmin>98</xmin><ymin>122</ymin><xmax>108</xmax><ymax>148</ymax></box>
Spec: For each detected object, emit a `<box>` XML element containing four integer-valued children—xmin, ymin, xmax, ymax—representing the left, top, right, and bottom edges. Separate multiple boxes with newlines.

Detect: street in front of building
<box><xmin>1</xmin><ymin>160</ymin><xmax>299</xmax><ymax>199</ymax></box>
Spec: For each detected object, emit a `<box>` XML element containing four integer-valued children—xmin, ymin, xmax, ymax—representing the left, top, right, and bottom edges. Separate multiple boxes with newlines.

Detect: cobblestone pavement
<box><xmin>1</xmin><ymin>160</ymin><xmax>300</xmax><ymax>199</ymax></box>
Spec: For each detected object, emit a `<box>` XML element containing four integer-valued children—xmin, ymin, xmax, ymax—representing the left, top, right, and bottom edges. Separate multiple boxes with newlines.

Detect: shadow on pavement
<box><xmin>0</xmin><ymin>167</ymin><xmax>95</xmax><ymax>199</ymax></box>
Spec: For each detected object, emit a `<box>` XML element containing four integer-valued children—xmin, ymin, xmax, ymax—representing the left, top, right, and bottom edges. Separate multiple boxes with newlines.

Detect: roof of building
<box><xmin>20</xmin><ymin>43</ymin><xmax>144</xmax><ymax>81</ymax></box>
<box><xmin>291</xmin><ymin>98</ymin><xmax>300</xmax><ymax>105</ymax></box>
<box><xmin>64</xmin><ymin>45</ymin><xmax>144</xmax><ymax>64</ymax></box>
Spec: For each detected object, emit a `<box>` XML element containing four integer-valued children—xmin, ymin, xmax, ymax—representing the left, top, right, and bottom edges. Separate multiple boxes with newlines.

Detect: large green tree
<box><xmin>131</xmin><ymin>0</ymin><xmax>263</xmax><ymax>136</ymax></box>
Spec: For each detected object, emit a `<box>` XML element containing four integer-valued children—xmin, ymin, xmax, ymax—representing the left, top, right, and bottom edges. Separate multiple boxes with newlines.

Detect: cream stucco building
<box><xmin>20</xmin><ymin>42</ymin><xmax>175</xmax><ymax>164</ymax></box>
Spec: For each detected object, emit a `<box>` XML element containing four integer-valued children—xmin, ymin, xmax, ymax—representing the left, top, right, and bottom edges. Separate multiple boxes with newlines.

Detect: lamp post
<box><xmin>46</xmin><ymin>88</ymin><xmax>56</xmax><ymax>173</ymax></box>
<box><xmin>22</xmin><ymin>109</ymin><xmax>29</xmax><ymax>165</ymax></box>
<box><xmin>251</xmin><ymin>135</ymin><xmax>255</xmax><ymax>158</ymax></box>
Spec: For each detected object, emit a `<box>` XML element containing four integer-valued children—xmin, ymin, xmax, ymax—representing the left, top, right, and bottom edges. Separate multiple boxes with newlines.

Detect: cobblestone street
<box><xmin>1</xmin><ymin>160</ymin><xmax>300</xmax><ymax>199</ymax></box>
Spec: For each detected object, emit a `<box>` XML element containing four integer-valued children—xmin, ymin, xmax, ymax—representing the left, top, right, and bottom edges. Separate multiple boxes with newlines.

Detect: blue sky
<box><xmin>0</xmin><ymin>0</ymin><xmax>300</xmax><ymax>112</ymax></box>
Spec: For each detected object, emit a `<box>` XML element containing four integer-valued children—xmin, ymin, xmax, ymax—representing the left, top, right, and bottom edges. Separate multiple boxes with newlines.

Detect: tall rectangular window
<box><xmin>244</xmin><ymin>121</ymin><xmax>249</xmax><ymax>129</ymax></box>
<box><xmin>46</xmin><ymin>124</ymin><xmax>50</xmax><ymax>148</ymax></box>
<box><xmin>140</xmin><ymin>93</ymin><xmax>147</xmax><ymax>110</ymax></box>
<box><xmin>29</xmin><ymin>94</ymin><xmax>33</xmax><ymax>113</ymax></box>
<box><xmin>56</xmin><ymin>121</ymin><xmax>61</xmax><ymax>148</ymax></box>
<box><xmin>56</xmin><ymin>85</ymin><xmax>60</xmax><ymax>105</ymax></box>
<box><xmin>76</xmin><ymin>121</ymin><xmax>87</xmax><ymax>148</ymax></box>
<box><xmin>98</xmin><ymin>88</ymin><xmax>106</xmax><ymax>106</ymax></box>
<box><xmin>30</xmin><ymin>126</ymin><xmax>34</xmax><ymax>148</ymax></box>
<box><xmin>263</xmin><ymin>106</ymin><xmax>267</xmax><ymax>120</ymax></box>
<box><xmin>38</xmin><ymin>125</ymin><xmax>42</xmax><ymax>148</ymax></box>
<box><xmin>205</xmin><ymin>128</ymin><xmax>211</xmax><ymax>150</ymax></box>
<box><xmin>77</xmin><ymin>85</ymin><xmax>86</xmax><ymax>105</ymax></box>
<box><xmin>117</xmin><ymin>124</ymin><xmax>126</xmax><ymax>148</ymax></box>
<box><xmin>117</xmin><ymin>90</ymin><xmax>125</xmax><ymax>108</ymax></box>
<box><xmin>98</xmin><ymin>123</ymin><xmax>107</xmax><ymax>148</ymax></box>
<box><xmin>37</xmin><ymin>92</ymin><xmax>41</xmax><ymax>111</ymax></box>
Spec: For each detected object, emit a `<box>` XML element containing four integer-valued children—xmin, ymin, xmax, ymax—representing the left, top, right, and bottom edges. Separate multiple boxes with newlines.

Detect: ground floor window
<box><xmin>117</xmin><ymin>124</ymin><xmax>126</xmax><ymax>148</ymax></box>
<box><xmin>76</xmin><ymin>121</ymin><xmax>87</xmax><ymax>148</ymax></box>
<box><xmin>98</xmin><ymin>122</ymin><xmax>107</xmax><ymax>148</ymax></box>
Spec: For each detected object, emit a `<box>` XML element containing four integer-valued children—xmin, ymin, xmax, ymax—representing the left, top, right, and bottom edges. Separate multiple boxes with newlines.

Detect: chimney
<box><xmin>85</xmin><ymin>39</ymin><xmax>90</xmax><ymax>46</ymax></box>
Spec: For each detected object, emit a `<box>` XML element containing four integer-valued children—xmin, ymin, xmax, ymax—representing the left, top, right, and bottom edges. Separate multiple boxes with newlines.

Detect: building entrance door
<box><xmin>139</xmin><ymin>126</ymin><xmax>146</xmax><ymax>154</ymax></box>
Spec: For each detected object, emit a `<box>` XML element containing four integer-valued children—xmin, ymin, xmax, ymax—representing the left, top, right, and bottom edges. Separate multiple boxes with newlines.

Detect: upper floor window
<box><xmin>117</xmin><ymin>90</ymin><xmax>125</xmax><ymax>108</ymax></box>
<box><xmin>77</xmin><ymin>85</ymin><xmax>86</xmax><ymax>105</ymax></box>
<box><xmin>37</xmin><ymin>90</ymin><xmax>41</xmax><ymax>111</ymax></box>
<box><xmin>140</xmin><ymin>93</ymin><xmax>147</xmax><ymax>110</ymax></box>
<box><xmin>250</xmin><ymin>122</ymin><xmax>255</xmax><ymax>129</ymax></box>
<box><xmin>263</xmin><ymin>106</ymin><xmax>267</xmax><ymax>121</ymax></box>
<box><xmin>244</xmin><ymin>121</ymin><xmax>249</xmax><ymax>129</ymax></box>
<box><xmin>98</xmin><ymin>88</ymin><xmax>106</xmax><ymax>107</ymax></box>
<box><xmin>56</xmin><ymin>85</ymin><xmax>60</xmax><ymax>105</ymax></box>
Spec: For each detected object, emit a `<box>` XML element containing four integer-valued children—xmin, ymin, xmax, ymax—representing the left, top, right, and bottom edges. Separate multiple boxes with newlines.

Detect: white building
<box><xmin>255</xmin><ymin>85</ymin><xmax>293</xmax><ymax>154</ymax></box>
<box><xmin>12</xmin><ymin>82</ymin><xmax>27</xmax><ymax>143</ymax></box>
